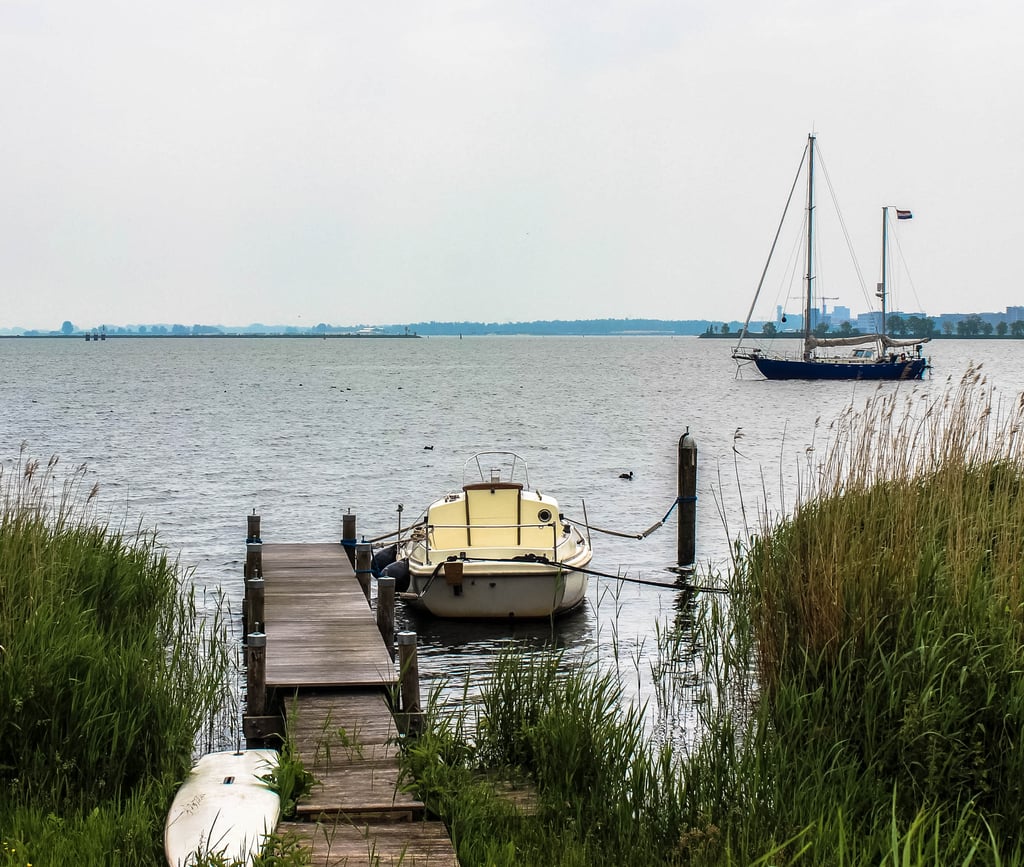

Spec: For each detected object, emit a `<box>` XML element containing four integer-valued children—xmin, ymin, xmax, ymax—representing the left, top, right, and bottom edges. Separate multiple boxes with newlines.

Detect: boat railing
<box><xmin>462</xmin><ymin>451</ymin><xmax>530</xmax><ymax>488</ymax></box>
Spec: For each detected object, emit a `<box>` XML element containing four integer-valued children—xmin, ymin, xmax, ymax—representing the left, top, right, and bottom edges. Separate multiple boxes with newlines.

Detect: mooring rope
<box><xmin>405</xmin><ymin>554</ymin><xmax>726</xmax><ymax>593</ymax></box>
<box><xmin>357</xmin><ymin>520</ymin><xmax>426</xmax><ymax>545</ymax></box>
<box><xmin>565</xmin><ymin>494</ymin><xmax>696</xmax><ymax>540</ymax></box>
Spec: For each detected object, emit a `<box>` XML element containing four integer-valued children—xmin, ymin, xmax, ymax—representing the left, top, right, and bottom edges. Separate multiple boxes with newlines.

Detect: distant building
<box><xmin>856</xmin><ymin>312</ymin><xmax>883</xmax><ymax>332</ymax></box>
<box><xmin>832</xmin><ymin>305</ymin><xmax>852</xmax><ymax>325</ymax></box>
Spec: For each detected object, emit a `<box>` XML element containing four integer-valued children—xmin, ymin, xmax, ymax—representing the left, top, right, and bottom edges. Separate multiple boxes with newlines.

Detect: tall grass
<box><xmin>0</xmin><ymin>452</ymin><xmax>232</xmax><ymax>865</ymax></box>
<box><xmin>402</xmin><ymin>368</ymin><xmax>1024</xmax><ymax>865</ymax></box>
<box><xmin>741</xmin><ymin>368</ymin><xmax>1024</xmax><ymax>850</ymax></box>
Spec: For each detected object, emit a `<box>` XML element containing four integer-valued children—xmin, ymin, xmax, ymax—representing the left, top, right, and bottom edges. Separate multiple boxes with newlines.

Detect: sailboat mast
<box><xmin>804</xmin><ymin>134</ymin><xmax>815</xmax><ymax>353</ymax></box>
<box><xmin>880</xmin><ymin>207</ymin><xmax>888</xmax><ymax>339</ymax></box>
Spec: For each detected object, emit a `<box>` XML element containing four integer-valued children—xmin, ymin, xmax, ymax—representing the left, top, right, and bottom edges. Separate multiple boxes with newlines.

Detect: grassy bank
<box><xmin>402</xmin><ymin>367</ymin><xmax>1024</xmax><ymax>865</ymax></box>
<box><xmin>0</xmin><ymin>454</ymin><xmax>232</xmax><ymax>866</ymax></box>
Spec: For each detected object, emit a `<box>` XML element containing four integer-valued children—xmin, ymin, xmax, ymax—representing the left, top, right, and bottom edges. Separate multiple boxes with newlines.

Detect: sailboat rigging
<box><xmin>732</xmin><ymin>134</ymin><xmax>930</xmax><ymax>381</ymax></box>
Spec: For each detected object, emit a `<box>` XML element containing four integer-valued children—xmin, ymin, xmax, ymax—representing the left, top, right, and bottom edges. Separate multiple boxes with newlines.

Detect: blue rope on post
<box><xmin>661</xmin><ymin>494</ymin><xmax>697</xmax><ymax>523</ymax></box>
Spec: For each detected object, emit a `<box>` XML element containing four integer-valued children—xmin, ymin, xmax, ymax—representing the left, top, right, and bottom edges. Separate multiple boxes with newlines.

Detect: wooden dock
<box><xmin>245</xmin><ymin>533</ymin><xmax>458</xmax><ymax>866</ymax></box>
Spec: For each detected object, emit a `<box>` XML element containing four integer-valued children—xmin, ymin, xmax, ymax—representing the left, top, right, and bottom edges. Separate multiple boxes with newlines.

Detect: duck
<box><xmin>619</xmin><ymin>471</ymin><xmax>633</xmax><ymax>480</ymax></box>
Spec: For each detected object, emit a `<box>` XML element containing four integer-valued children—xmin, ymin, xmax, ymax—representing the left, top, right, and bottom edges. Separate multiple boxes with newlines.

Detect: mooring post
<box><xmin>677</xmin><ymin>428</ymin><xmax>698</xmax><ymax>569</ymax></box>
<box><xmin>243</xmin><ymin>512</ymin><xmax>262</xmax><ymax>636</ymax></box>
<box><xmin>246</xmin><ymin>577</ymin><xmax>265</xmax><ymax>635</ymax></box>
<box><xmin>377</xmin><ymin>576</ymin><xmax>396</xmax><ymax>660</ymax></box>
<box><xmin>355</xmin><ymin>543</ymin><xmax>373</xmax><ymax>603</ymax></box>
<box><xmin>246</xmin><ymin>631</ymin><xmax>267</xmax><ymax>717</ymax></box>
<box><xmin>246</xmin><ymin>511</ymin><xmax>261</xmax><ymax>544</ymax></box>
<box><xmin>397</xmin><ymin>631</ymin><xmax>421</xmax><ymax>714</ymax></box>
<box><xmin>341</xmin><ymin>512</ymin><xmax>357</xmax><ymax>567</ymax></box>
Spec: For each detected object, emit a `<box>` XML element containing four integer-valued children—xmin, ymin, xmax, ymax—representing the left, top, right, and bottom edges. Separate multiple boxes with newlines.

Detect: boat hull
<box><xmin>753</xmin><ymin>356</ymin><xmax>927</xmax><ymax>381</ymax></box>
<box><xmin>406</xmin><ymin>560</ymin><xmax>590</xmax><ymax>619</ymax></box>
<box><xmin>164</xmin><ymin>749</ymin><xmax>280</xmax><ymax>867</ymax></box>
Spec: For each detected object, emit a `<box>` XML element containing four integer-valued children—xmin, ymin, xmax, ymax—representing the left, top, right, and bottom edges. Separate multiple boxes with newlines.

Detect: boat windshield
<box><xmin>463</xmin><ymin>451</ymin><xmax>530</xmax><ymax>488</ymax></box>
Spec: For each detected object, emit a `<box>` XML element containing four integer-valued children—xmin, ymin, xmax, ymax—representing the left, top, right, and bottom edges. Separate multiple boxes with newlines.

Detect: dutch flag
<box><xmin>895</xmin><ymin>209</ymin><xmax>913</xmax><ymax>220</ymax></box>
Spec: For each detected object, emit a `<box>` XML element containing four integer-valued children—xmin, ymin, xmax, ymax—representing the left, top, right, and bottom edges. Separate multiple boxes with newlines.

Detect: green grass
<box><xmin>400</xmin><ymin>368</ymin><xmax>1024</xmax><ymax>865</ymax></box>
<box><xmin>0</xmin><ymin>452</ymin><xmax>232</xmax><ymax>865</ymax></box>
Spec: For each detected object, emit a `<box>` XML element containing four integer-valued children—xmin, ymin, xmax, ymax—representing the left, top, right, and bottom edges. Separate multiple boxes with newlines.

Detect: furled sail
<box><xmin>806</xmin><ymin>333</ymin><xmax>932</xmax><ymax>350</ymax></box>
<box><xmin>880</xmin><ymin>335</ymin><xmax>931</xmax><ymax>349</ymax></box>
<box><xmin>806</xmin><ymin>333</ymin><xmax>881</xmax><ymax>349</ymax></box>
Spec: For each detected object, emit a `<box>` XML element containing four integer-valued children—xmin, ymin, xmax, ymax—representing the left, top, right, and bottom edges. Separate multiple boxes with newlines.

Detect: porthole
<box><xmin>538</xmin><ymin>508</ymin><xmax>553</xmax><ymax>522</ymax></box>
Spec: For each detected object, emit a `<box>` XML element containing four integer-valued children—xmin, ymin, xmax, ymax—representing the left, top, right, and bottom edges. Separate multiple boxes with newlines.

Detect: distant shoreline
<box><xmin>3</xmin><ymin>331</ymin><xmax>1017</xmax><ymax>341</ymax></box>
<box><xmin>700</xmin><ymin>332</ymin><xmax>1005</xmax><ymax>340</ymax></box>
<box><xmin>0</xmin><ymin>332</ymin><xmax>421</xmax><ymax>339</ymax></box>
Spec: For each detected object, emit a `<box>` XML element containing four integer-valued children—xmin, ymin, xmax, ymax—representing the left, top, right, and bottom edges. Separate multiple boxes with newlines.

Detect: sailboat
<box><xmin>732</xmin><ymin>134</ymin><xmax>930</xmax><ymax>381</ymax></box>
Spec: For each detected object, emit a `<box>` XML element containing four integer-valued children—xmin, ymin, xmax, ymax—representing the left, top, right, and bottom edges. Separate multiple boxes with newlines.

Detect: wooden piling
<box><xmin>246</xmin><ymin>511</ymin><xmax>262</xmax><ymax>543</ymax></box>
<box><xmin>397</xmin><ymin>631</ymin><xmax>421</xmax><ymax>714</ymax></box>
<box><xmin>342</xmin><ymin>512</ymin><xmax>357</xmax><ymax>567</ymax></box>
<box><xmin>244</xmin><ymin>541</ymin><xmax>263</xmax><ymax>580</ymax></box>
<box><xmin>246</xmin><ymin>631</ymin><xmax>267</xmax><ymax>716</ymax></box>
<box><xmin>246</xmin><ymin>577</ymin><xmax>265</xmax><ymax>635</ymax></box>
<box><xmin>355</xmin><ymin>543</ymin><xmax>373</xmax><ymax>603</ymax></box>
<box><xmin>377</xmin><ymin>576</ymin><xmax>396</xmax><ymax>660</ymax></box>
<box><xmin>677</xmin><ymin>428</ymin><xmax>698</xmax><ymax>569</ymax></box>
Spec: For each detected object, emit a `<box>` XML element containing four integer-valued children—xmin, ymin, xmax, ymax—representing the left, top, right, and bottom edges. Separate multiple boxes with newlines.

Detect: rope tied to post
<box><xmin>566</xmin><ymin>494</ymin><xmax>696</xmax><ymax>540</ymax></box>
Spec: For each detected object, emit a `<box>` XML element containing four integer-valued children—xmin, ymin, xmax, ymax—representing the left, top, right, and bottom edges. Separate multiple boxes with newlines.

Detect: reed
<box><xmin>715</xmin><ymin>367</ymin><xmax>1024</xmax><ymax>861</ymax></box>
<box><xmin>402</xmin><ymin>368</ymin><xmax>1024</xmax><ymax>865</ymax></box>
<box><xmin>0</xmin><ymin>452</ymin><xmax>232</xmax><ymax>865</ymax></box>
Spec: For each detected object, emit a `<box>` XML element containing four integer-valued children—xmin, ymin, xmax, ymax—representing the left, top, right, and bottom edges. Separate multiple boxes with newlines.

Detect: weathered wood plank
<box><xmin>260</xmin><ymin>541</ymin><xmax>395</xmax><ymax>688</ymax></box>
<box><xmin>287</xmin><ymin>692</ymin><xmax>423</xmax><ymax>819</ymax></box>
<box><xmin>255</xmin><ymin>539</ymin><xmax>454</xmax><ymax>861</ymax></box>
<box><xmin>278</xmin><ymin>821</ymin><xmax>458</xmax><ymax>867</ymax></box>
<box><xmin>287</xmin><ymin>692</ymin><xmax>399</xmax><ymax>746</ymax></box>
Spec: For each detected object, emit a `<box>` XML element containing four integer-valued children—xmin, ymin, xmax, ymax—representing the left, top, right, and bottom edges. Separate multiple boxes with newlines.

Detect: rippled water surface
<box><xmin>2</xmin><ymin>335</ymin><xmax>1018</xmax><ymax>737</ymax></box>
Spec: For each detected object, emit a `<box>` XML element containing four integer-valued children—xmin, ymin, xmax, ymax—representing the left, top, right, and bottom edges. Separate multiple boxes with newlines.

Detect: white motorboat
<box><xmin>382</xmin><ymin>452</ymin><xmax>592</xmax><ymax>619</ymax></box>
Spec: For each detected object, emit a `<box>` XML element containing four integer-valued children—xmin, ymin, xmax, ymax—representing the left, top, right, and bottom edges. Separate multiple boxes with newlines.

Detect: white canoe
<box><xmin>164</xmin><ymin>749</ymin><xmax>280</xmax><ymax>867</ymax></box>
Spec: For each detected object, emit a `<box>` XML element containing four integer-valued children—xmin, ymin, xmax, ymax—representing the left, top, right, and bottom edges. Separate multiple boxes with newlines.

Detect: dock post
<box><xmin>342</xmin><ymin>512</ymin><xmax>357</xmax><ymax>567</ymax></box>
<box><xmin>243</xmin><ymin>513</ymin><xmax>262</xmax><ymax>635</ymax></box>
<box><xmin>246</xmin><ymin>631</ymin><xmax>267</xmax><ymax>716</ymax></box>
<box><xmin>246</xmin><ymin>577</ymin><xmax>265</xmax><ymax>635</ymax></box>
<box><xmin>355</xmin><ymin>543</ymin><xmax>373</xmax><ymax>603</ymax></box>
<box><xmin>377</xmin><ymin>576</ymin><xmax>396</xmax><ymax>660</ymax></box>
<box><xmin>397</xmin><ymin>631</ymin><xmax>421</xmax><ymax>715</ymax></box>
<box><xmin>245</xmin><ymin>540</ymin><xmax>263</xmax><ymax>581</ymax></box>
<box><xmin>246</xmin><ymin>511</ymin><xmax>262</xmax><ymax>545</ymax></box>
<box><xmin>677</xmin><ymin>428</ymin><xmax>698</xmax><ymax>569</ymax></box>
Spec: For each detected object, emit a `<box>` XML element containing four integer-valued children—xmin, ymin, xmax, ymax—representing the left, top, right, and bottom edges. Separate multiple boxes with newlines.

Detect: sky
<box><xmin>2</xmin><ymin>0</ymin><xmax>1021</xmax><ymax>331</ymax></box>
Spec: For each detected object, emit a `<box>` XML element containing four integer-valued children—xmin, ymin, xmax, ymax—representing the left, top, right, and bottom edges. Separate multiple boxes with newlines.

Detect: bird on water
<box><xmin>619</xmin><ymin>471</ymin><xmax>633</xmax><ymax>480</ymax></box>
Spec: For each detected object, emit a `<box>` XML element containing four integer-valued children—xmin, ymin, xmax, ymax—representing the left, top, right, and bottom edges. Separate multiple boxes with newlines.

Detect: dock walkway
<box><xmin>252</xmin><ymin>539</ymin><xmax>457</xmax><ymax>867</ymax></box>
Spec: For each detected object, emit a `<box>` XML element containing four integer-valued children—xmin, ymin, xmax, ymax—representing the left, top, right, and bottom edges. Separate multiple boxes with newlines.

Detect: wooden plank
<box><xmin>278</xmin><ymin>821</ymin><xmax>459</xmax><ymax>867</ymax></box>
<box><xmin>287</xmin><ymin>693</ymin><xmax>424</xmax><ymax>819</ymax></box>
<box><xmin>259</xmin><ymin>541</ymin><xmax>395</xmax><ymax>689</ymax></box>
<box><xmin>254</xmin><ymin>540</ymin><xmax>455</xmax><ymax>862</ymax></box>
<box><xmin>287</xmin><ymin>692</ymin><xmax>399</xmax><ymax>747</ymax></box>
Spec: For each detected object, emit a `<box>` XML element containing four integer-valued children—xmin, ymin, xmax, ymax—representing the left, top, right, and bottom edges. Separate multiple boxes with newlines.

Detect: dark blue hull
<box><xmin>753</xmin><ymin>357</ymin><xmax>928</xmax><ymax>381</ymax></box>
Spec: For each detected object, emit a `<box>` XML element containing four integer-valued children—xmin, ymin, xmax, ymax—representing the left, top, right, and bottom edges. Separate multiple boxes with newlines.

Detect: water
<box><xmin>1</xmin><ymin>335</ymin><xmax>1017</xmax><ymax>740</ymax></box>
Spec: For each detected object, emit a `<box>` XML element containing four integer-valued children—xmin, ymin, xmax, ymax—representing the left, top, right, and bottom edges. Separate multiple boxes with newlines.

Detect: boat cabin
<box><xmin>425</xmin><ymin>482</ymin><xmax>561</xmax><ymax>558</ymax></box>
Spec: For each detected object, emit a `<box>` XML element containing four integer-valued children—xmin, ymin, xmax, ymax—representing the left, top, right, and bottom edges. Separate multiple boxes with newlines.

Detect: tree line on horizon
<box><xmin>10</xmin><ymin>313</ymin><xmax>1024</xmax><ymax>338</ymax></box>
<box><xmin>710</xmin><ymin>313</ymin><xmax>1024</xmax><ymax>338</ymax></box>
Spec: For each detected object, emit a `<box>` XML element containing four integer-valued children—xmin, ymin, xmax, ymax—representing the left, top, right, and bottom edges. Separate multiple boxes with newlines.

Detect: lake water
<box><xmin>3</xmin><ymin>335</ymin><xmax>1020</xmax><ymax>742</ymax></box>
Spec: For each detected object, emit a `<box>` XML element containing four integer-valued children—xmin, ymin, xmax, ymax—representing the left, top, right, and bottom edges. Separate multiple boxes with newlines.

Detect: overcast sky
<box><xmin>2</xmin><ymin>1</ymin><xmax>1020</xmax><ymax>330</ymax></box>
